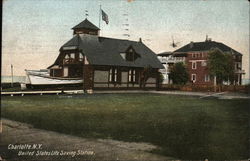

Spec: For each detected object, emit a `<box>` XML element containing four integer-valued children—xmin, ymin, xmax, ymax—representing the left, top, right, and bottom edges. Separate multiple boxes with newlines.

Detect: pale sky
<box><xmin>2</xmin><ymin>0</ymin><xmax>250</xmax><ymax>80</ymax></box>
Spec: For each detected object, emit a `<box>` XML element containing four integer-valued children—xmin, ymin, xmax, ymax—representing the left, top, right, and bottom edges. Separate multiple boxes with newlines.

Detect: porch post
<box><xmin>238</xmin><ymin>74</ymin><xmax>240</xmax><ymax>85</ymax></box>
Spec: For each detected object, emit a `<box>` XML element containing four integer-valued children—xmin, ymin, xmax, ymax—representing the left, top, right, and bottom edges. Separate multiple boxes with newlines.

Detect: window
<box><xmin>191</xmin><ymin>74</ymin><xmax>196</xmax><ymax>83</ymax></box>
<box><xmin>192</xmin><ymin>53</ymin><xmax>195</xmax><ymax>58</ymax></box>
<box><xmin>128</xmin><ymin>69</ymin><xmax>136</xmax><ymax>83</ymax></box>
<box><xmin>109</xmin><ymin>68</ymin><xmax>118</xmax><ymax>82</ymax></box>
<box><xmin>70</xmin><ymin>53</ymin><xmax>75</xmax><ymax>59</ymax></box>
<box><xmin>65</xmin><ymin>54</ymin><xmax>69</xmax><ymax>59</ymax></box>
<box><xmin>124</xmin><ymin>47</ymin><xmax>140</xmax><ymax>61</ymax></box>
<box><xmin>120</xmin><ymin>53</ymin><xmax>126</xmax><ymax>60</ymax></box>
<box><xmin>205</xmin><ymin>75</ymin><xmax>210</xmax><ymax>82</ymax></box>
<box><xmin>84</xmin><ymin>56</ymin><xmax>89</xmax><ymax>64</ymax></box>
<box><xmin>201</xmin><ymin>61</ymin><xmax>207</xmax><ymax>66</ymax></box>
<box><xmin>192</xmin><ymin>62</ymin><xmax>197</xmax><ymax>69</ymax></box>
<box><xmin>126</xmin><ymin>51</ymin><xmax>134</xmax><ymax>61</ymax></box>
<box><xmin>79</xmin><ymin>53</ymin><xmax>84</xmax><ymax>61</ymax></box>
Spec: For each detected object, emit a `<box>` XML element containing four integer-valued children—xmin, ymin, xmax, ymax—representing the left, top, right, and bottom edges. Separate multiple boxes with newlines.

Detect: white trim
<box><xmin>189</xmin><ymin>60</ymin><xmax>206</xmax><ymax>62</ymax></box>
<box><xmin>63</xmin><ymin>67</ymin><xmax>68</xmax><ymax>77</ymax></box>
<box><xmin>191</xmin><ymin>74</ymin><xmax>196</xmax><ymax>83</ymax></box>
<box><xmin>204</xmin><ymin>74</ymin><xmax>210</xmax><ymax>82</ymax></box>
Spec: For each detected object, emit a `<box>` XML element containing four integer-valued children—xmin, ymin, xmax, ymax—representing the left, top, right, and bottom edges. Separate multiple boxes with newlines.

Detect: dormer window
<box><xmin>120</xmin><ymin>53</ymin><xmax>126</xmax><ymax>60</ymax></box>
<box><xmin>126</xmin><ymin>49</ymin><xmax>135</xmax><ymax>61</ymax></box>
<box><xmin>121</xmin><ymin>46</ymin><xmax>140</xmax><ymax>62</ymax></box>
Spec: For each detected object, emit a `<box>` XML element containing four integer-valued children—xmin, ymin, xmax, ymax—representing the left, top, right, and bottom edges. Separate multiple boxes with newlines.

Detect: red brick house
<box><xmin>173</xmin><ymin>39</ymin><xmax>245</xmax><ymax>85</ymax></box>
<box><xmin>47</xmin><ymin>19</ymin><xmax>163</xmax><ymax>91</ymax></box>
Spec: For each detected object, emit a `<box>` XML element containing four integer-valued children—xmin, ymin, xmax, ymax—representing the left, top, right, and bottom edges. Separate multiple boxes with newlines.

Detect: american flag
<box><xmin>101</xmin><ymin>9</ymin><xmax>109</xmax><ymax>24</ymax></box>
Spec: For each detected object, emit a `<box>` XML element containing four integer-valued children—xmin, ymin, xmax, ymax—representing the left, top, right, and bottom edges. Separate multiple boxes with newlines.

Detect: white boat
<box><xmin>25</xmin><ymin>69</ymin><xmax>83</xmax><ymax>87</ymax></box>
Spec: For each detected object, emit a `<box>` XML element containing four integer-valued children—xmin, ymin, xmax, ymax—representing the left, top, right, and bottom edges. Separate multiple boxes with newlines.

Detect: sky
<box><xmin>2</xmin><ymin>0</ymin><xmax>250</xmax><ymax>80</ymax></box>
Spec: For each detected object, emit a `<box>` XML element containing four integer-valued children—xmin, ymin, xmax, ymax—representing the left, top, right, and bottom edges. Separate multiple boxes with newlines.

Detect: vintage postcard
<box><xmin>1</xmin><ymin>0</ymin><xmax>250</xmax><ymax>160</ymax></box>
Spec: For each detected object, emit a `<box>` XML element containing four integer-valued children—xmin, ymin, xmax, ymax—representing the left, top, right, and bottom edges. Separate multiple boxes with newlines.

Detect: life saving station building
<box><xmin>47</xmin><ymin>19</ymin><xmax>163</xmax><ymax>91</ymax></box>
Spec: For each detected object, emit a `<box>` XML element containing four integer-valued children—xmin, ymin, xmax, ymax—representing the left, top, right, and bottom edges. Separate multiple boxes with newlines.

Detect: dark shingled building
<box><xmin>48</xmin><ymin>19</ymin><xmax>163</xmax><ymax>91</ymax></box>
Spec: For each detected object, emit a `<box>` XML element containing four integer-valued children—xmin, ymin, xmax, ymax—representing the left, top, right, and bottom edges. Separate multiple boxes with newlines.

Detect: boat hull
<box><xmin>27</xmin><ymin>74</ymin><xmax>83</xmax><ymax>85</ymax></box>
<box><xmin>24</xmin><ymin>70</ymin><xmax>83</xmax><ymax>90</ymax></box>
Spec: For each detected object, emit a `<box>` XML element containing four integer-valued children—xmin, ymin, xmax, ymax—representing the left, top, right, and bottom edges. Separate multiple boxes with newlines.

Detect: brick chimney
<box><xmin>189</xmin><ymin>41</ymin><xmax>194</xmax><ymax>48</ymax></box>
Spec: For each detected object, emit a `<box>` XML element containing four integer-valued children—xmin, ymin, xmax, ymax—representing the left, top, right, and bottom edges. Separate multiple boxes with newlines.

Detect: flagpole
<box><xmin>11</xmin><ymin>64</ymin><xmax>13</xmax><ymax>87</ymax></box>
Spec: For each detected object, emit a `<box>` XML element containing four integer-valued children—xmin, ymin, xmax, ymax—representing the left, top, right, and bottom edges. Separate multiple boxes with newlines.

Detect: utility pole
<box><xmin>11</xmin><ymin>64</ymin><xmax>14</xmax><ymax>87</ymax></box>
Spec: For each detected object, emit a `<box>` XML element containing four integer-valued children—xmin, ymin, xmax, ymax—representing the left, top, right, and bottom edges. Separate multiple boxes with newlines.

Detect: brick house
<box><xmin>47</xmin><ymin>19</ymin><xmax>163</xmax><ymax>91</ymax></box>
<box><xmin>173</xmin><ymin>39</ymin><xmax>245</xmax><ymax>85</ymax></box>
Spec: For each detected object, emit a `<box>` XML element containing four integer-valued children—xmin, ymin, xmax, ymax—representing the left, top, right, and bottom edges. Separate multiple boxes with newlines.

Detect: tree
<box><xmin>169</xmin><ymin>62</ymin><xmax>189</xmax><ymax>85</ymax></box>
<box><xmin>207</xmin><ymin>48</ymin><xmax>235</xmax><ymax>91</ymax></box>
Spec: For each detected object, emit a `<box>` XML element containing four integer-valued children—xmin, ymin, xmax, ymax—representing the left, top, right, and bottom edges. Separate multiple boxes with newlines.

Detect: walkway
<box><xmin>0</xmin><ymin>119</ymin><xmax>172</xmax><ymax>161</ymax></box>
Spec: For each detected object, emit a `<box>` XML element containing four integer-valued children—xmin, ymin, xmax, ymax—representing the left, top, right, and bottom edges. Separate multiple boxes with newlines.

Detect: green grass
<box><xmin>2</xmin><ymin>94</ymin><xmax>249</xmax><ymax>160</ymax></box>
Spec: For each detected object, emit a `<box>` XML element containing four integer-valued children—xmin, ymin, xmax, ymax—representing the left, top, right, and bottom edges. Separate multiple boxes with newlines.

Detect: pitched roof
<box><xmin>72</xmin><ymin>19</ymin><xmax>100</xmax><ymax>31</ymax></box>
<box><xmin>174</xmin><ymin>41</ymin><xmax>242</xmax><ymax>56</ymax></box>
<box><xmin>51</xmin><ymin>34</ymin><xmax>163</xmax><ymax>69</ymax></box>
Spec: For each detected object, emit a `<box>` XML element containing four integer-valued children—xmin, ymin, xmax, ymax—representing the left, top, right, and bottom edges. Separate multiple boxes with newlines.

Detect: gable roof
<box><xmin>174</xmin><ymin>41</ymin><xmax>242</xmax><ymax>56</ymax></box>
<box><xmin>51</xmin><ymin>34</ymin><xmax>163</xmax><ymax>69</ymax></box>
<box><xmin>50</xmin><ymin>34</ymin><xmax>164</xmax><ymax>68</ymax></box>
<box><xmin>72</xmin><ymin>19</ymin><xmax>100</xmax><ymax>31</ymax></box>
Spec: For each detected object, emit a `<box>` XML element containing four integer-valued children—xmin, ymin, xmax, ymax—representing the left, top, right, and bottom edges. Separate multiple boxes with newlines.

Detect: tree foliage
<box><xmin>208</xmin><ymin>48</ymin><xmax>234</xmax><ymax>84</ymax></box>
<box><xmin>169</xmin><ymin>62</ymin><xmax>189</xmax><ymax>85</ymax></box>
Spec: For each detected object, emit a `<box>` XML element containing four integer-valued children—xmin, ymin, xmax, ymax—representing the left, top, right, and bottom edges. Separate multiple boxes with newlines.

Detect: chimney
<box><xmin>139</xmin><ymin>38</ymin><xmax>142</xmax><ymax>43</ymax></box>
<box><xmin>189</xmin><ymin>41</ymin><xmax>194</xmax><ymax>48</ymax></box>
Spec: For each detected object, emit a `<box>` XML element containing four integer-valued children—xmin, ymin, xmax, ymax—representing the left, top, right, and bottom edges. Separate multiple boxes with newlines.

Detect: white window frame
<box><xmin>70</xmin><ymin>53</ymin><xmax>75</xmax><ymax>59</ymax></box>
<box><xmin>109</xmin><ymin>69</ymin><xmax>112</xmax><ymax>82</ymax></box>
<box><xmin>128</xmin><ymin>69</ymin><xmax>136</xmax><ymax>82</ymax></box>
<box><xmin>114</xmin><ymin>69</ymin><xmax>117</xmax><ymax>82</ymax></box>
<box><xmin>192</xmin><ymin>62</ymin><xmax>197</xmax><ymax>69</ymax></box>
<box><xmin>63</xmin><ymin>67</ymin><xmax>68</xmax><ymax>77</ymax></box>
<box><xmin>204</xmin><ymin>75</ymin><xmax>210</xmax><ymax>82</ymax></box>
<box><xmin>109</xmin><ymin>68</ymin><xmax>118</xmax><ymax>82</ymax></box>
<box><xmin>65</xmin><ymin>54</ymin><xmax>69</xmax><ymax>59</ymax></box>
<box><xmin>79</xmin><ymin>53</ymin><xmax>84</xmax><ymax>61</ymax></box>
<box><xmin>191</xmin><ymin>74</ymin><xmax>196</xmax><ymax>83</ymax></box>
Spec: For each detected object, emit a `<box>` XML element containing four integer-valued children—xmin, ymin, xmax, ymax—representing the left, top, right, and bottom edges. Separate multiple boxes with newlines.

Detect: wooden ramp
<box><xmin>1</xmin><ymin>90</ymin><xmax>84</xmax><ymax>96</ymax></box>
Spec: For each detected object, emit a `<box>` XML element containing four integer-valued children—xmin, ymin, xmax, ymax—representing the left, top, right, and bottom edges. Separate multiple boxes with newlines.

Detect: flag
<box><xmin>101</xmin><ymin>9</ymin><xmax>109</xmax><ymax>24</ymax></box>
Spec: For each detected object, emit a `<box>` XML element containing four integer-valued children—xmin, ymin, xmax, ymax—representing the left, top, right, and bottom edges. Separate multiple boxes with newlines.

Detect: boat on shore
<box><xmin>24</xmin><ymin>69</ymin><xmax>83</xmax><ymax>90</ymax></box>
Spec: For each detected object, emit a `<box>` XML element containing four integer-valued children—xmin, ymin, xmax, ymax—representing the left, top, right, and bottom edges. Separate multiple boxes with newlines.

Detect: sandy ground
<box><xmin>0</xmin><ymin>119</ymin><xmax>174</xmax><ymax>161</ymax></box>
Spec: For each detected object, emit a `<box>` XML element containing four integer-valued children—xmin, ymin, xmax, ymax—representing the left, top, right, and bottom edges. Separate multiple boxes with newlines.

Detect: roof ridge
<box><xmin>99</xmin><ymin>36</ymin><xmax>142</xmax><ymax>43</ymax></box>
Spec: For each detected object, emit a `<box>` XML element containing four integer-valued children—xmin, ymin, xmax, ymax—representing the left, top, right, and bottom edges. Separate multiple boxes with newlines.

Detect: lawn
<box><xmin>1</xmin><ymin>93</ymin><xmax>249</xmax><ymax>160</ymax></box>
